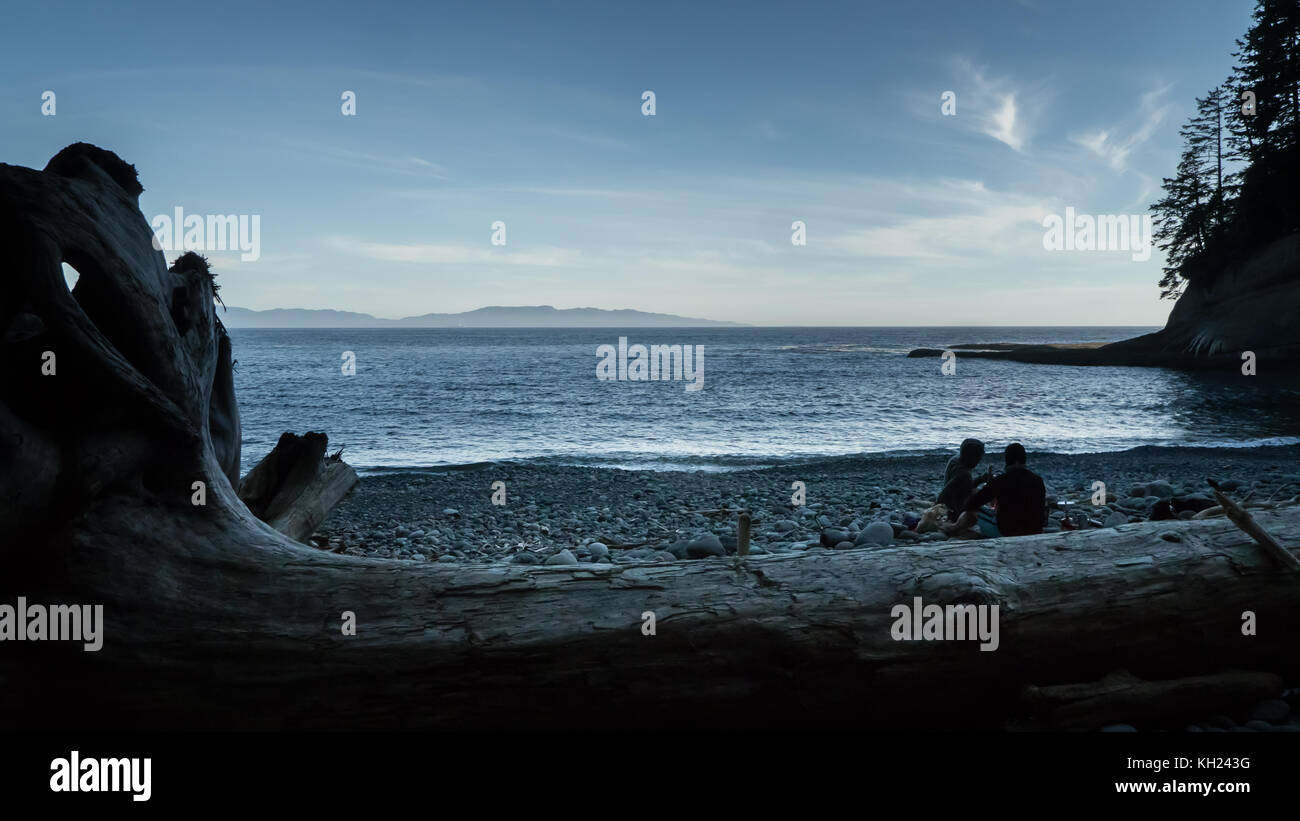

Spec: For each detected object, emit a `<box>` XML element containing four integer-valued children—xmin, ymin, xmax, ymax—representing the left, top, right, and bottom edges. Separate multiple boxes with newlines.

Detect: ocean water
<box><xmin>227</xmin><ymin>327</ymin><xmax>1300</xmax><ymax>474</ymax></box>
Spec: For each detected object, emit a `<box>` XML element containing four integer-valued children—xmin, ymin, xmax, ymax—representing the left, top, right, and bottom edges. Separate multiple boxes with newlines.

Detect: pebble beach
<box><xmin>319</xmin><ymin>443</ymin><xmax>1300</xmax><ymax>565</ymax></box>
<box><xmin>314</xmin><ymin>441</ymin><xmax>1300</xmax><ymax>732</ymax></box>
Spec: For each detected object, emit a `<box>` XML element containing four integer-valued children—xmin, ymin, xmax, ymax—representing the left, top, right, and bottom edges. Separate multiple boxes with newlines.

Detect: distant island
<box><xmin>220</xmin><ymin>305</ymin><xmax>745</xmax><ymax>329</ymax></box>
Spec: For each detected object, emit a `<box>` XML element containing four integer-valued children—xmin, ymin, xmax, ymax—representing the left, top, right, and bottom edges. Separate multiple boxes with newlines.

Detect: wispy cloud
<box><xmin>282</xmin><ymin>140</ymin><xmax>447</xmax><ymax>179</ymax></box>
<box><xmin>986</xmin><ymin>93</ymin><xmax>1024</xmax><ymax>151</ymax></box>
<box><xmin>1072</xmin><ymin>85</ymin><xmax>1172</xmax><ymax>171</ymax></box>
<box><xmin>954</xmin><ymin>60</ymin><xmax>1036</xmax><ymax>152</ymax></box>
<box><xmin>325</xmin><ymin>236</ymin><xmax>581</xmax><ymax>267</ymax></box>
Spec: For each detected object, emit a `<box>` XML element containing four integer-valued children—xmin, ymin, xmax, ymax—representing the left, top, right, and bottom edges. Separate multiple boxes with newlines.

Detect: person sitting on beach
<box><xmin>937</xmin><ymin>438</ymin><xmax>992</xmax><ymax>522</ymax></box>
<box><xmin>950</xmin><ymin>442</ymin><xmax>1046</xmax><ymax>538</ymax></box>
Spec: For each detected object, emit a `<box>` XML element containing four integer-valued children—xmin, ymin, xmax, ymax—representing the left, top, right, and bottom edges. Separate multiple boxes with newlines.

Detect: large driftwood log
<box><xmin>3</xmin><ymin>145</ymin><xmax>1300</xmax><ymax>731</ymax></box>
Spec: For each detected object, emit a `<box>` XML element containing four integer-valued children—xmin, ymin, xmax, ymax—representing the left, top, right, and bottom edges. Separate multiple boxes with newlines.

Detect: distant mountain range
<box><xmin>219</xmin><ymin>305</ymin><xmax>743</xmax><ymax>328</ymax></box>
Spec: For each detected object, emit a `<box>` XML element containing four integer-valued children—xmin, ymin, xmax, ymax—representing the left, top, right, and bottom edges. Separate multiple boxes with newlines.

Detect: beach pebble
<box><xmin>588</xmin><ymin>542</ymin><xmax>609</xmax><ymax>559</ymax></box>
<box><xmin>820</xmin><ymin>527</ymin><xmax>851</xmax><ymax>547</ymax></box>
<box><xmin>1176</xmin><ymin>492</ymin><xmax>1216</xmax><ymax>511</ymax></box>
<box><xmin>512</xmin><ymin>552</ymin><xmax>540</xmax><ymax>564</ymax></box>
<box><xmin>773</xmin><ymin>519</ymin><xmax>797</xmax><ymax>532</ymax></box>
<box><xmin>1145</xmin><ymin>480</ymin><xmax>1175</xmax><ymax>499</ymax></box>
<box><xmin>662</xmin><ymin>540</ymin><xmax>689</xmax><ymax>559</ymax></box>
<box><xmin>1103</xmin><ymin>511</ymin><xmax>1128</xmax><ymax>528</ymax></box>
<box><xmin>442</xmin><ymin>508</ymin><xmax>459</xmax><ymax>516</ymax></box>
<box><xmin>857</xmin><ymin>521</ymin><xmax>895</xmax><ymax>545</ymax></box>
<box><xmin>1157</xmin><ymin>530</ymin><xmax>1182</xmax><ymax>542</ymax></box>
<box><xmin>834</xmin><ymin>540</ymin><xmax>855</xmax><ymax>550</ymax></box>
<box><xmin>544</xmin><ymin>549</ymin><xmax>578</xmax><ymax>565</ymax></box>
<box><xmin>896</xmin><ymin>529</ymin><xmax>921</xmax><ymax>541</ymax></box>
<box><xmin>687</xmin><ymin>534</ymin><xmax>726</xmax><ymax>558</ymax></box>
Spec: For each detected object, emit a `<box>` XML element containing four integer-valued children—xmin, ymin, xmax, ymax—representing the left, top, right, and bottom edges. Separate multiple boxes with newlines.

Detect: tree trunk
<box><xmin>3</xmin><ymin>145</ymin><xmax>1299</xmax><ymax>731</ymax></box>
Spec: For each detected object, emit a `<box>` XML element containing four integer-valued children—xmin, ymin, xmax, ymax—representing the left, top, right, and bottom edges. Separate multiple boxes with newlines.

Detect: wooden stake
<box><xmin>737</xmin><ymin>512</ymin><xmax>751</xmax><ymax>557</ymax></box>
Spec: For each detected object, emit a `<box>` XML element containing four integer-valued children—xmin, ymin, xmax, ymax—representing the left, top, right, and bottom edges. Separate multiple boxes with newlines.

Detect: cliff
<box><xmin>909</xmin><ymin>232</ymin><xmax>1300</xmax><ymax>369</ymax></box>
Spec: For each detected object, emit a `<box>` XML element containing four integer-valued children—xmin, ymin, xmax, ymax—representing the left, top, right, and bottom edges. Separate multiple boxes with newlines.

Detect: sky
<box><xmin>0</xmin><ymin>0</ymin><xmax>1257</xmax><ymax>325</ymax></box>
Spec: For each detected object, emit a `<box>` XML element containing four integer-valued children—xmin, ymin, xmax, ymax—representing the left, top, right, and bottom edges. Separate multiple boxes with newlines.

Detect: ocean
<box><xmin>227</xmin><ymin>326</ymin><xmax>1300</xmax><ymax>474</ymax></box>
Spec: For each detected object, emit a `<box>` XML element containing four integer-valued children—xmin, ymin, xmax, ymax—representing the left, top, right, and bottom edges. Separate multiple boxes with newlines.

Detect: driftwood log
<box><xmin>1210</xmin><ymin>482</ymin><xmax>1300</xmax><ymax>572</ymax></box>
<box><xmin>238</xmin><ymin>431</ymin><xmax>358</xmax><ymax>544</ymax></box>
<box><xmin>3</xmin><ymin>145</ymin><xmax>1300</xmax><ymax>731</ymax></box>
<box><xmin>1023</xmin><ymin>669</ymin><xmax>1284</xmax><ymax>730</ymax></box>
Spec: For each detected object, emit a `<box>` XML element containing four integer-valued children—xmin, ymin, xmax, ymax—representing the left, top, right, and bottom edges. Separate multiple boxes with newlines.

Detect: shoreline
<box><xmin>318</xmin><ymin>442</ymin><xmax>1300</xmax><ymax>564</ymax></box>
<box><xmin>341</xmin><ymin>439</ymin><xmax>1300</xmax><ymax>478</ymax></box>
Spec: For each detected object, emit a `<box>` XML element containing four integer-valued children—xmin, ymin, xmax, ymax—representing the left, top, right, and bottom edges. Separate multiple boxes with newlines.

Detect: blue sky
<box><xmin>1</xmin><ymin>0</ymin><xmax>1255</xmax><ymax>324</ymax></box>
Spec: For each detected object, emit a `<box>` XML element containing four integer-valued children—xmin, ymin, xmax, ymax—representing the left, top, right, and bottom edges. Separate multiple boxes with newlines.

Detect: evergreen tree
<box><xmin>1151</xmin><ymin>149</ymin><xmax>1210</xmax><ymax>299</ymax></box>
<box><xmin>1149</xmin><ymin>0</ymin><xmax>1300</xmax><ymax>299</ymax></box>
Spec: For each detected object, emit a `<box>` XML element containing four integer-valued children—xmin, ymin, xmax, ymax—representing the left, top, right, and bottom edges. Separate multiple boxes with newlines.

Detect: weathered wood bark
<box><xmin>1211</xmin><ymin>485</ymin><xmax>1300</xmax><ymax>571</ymax></box>
<box><xmin>1023</xmin><ymin>669</ymin><xmax>1283</xmax><ymax>730</ymax></box>
<box><xmin>3</xmin><ymin>145</ymin><xmax>1300</xmax><ymax>731</ymax></box>
<box><xmin>238</xmin><ymin>431</ymin><xmax>358</xmax><ymax>543</ymax></box>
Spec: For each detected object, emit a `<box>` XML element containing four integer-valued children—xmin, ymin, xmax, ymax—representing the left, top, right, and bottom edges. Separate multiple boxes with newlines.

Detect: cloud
<box><xmin>282</xmin><ymin>141</ymin><xmax>447</xmax><ymax>178</ymax></box>
<box><xmin>1072</xmin><ymin>85</ymin><xmax>1172</xmax><ymax>171</ymax></box>
<box><xmin>952</xmin><ymin>60</ymin><xmax>1035</xmax><ymax>152</ymax></box>
<box><xmin>325</xmin><ymin>236</ymin><xmax>581</xmax><ymax>267</ymax></box>
<box><xmin>985</xmin><ymin>93</ymin><xmax>1024</xmax><ymax>151</ymax></box>
<box><xmin>822</xmin><ymin>201</ymin><xmax>1046</xmax><ymax>261</ymax></box>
